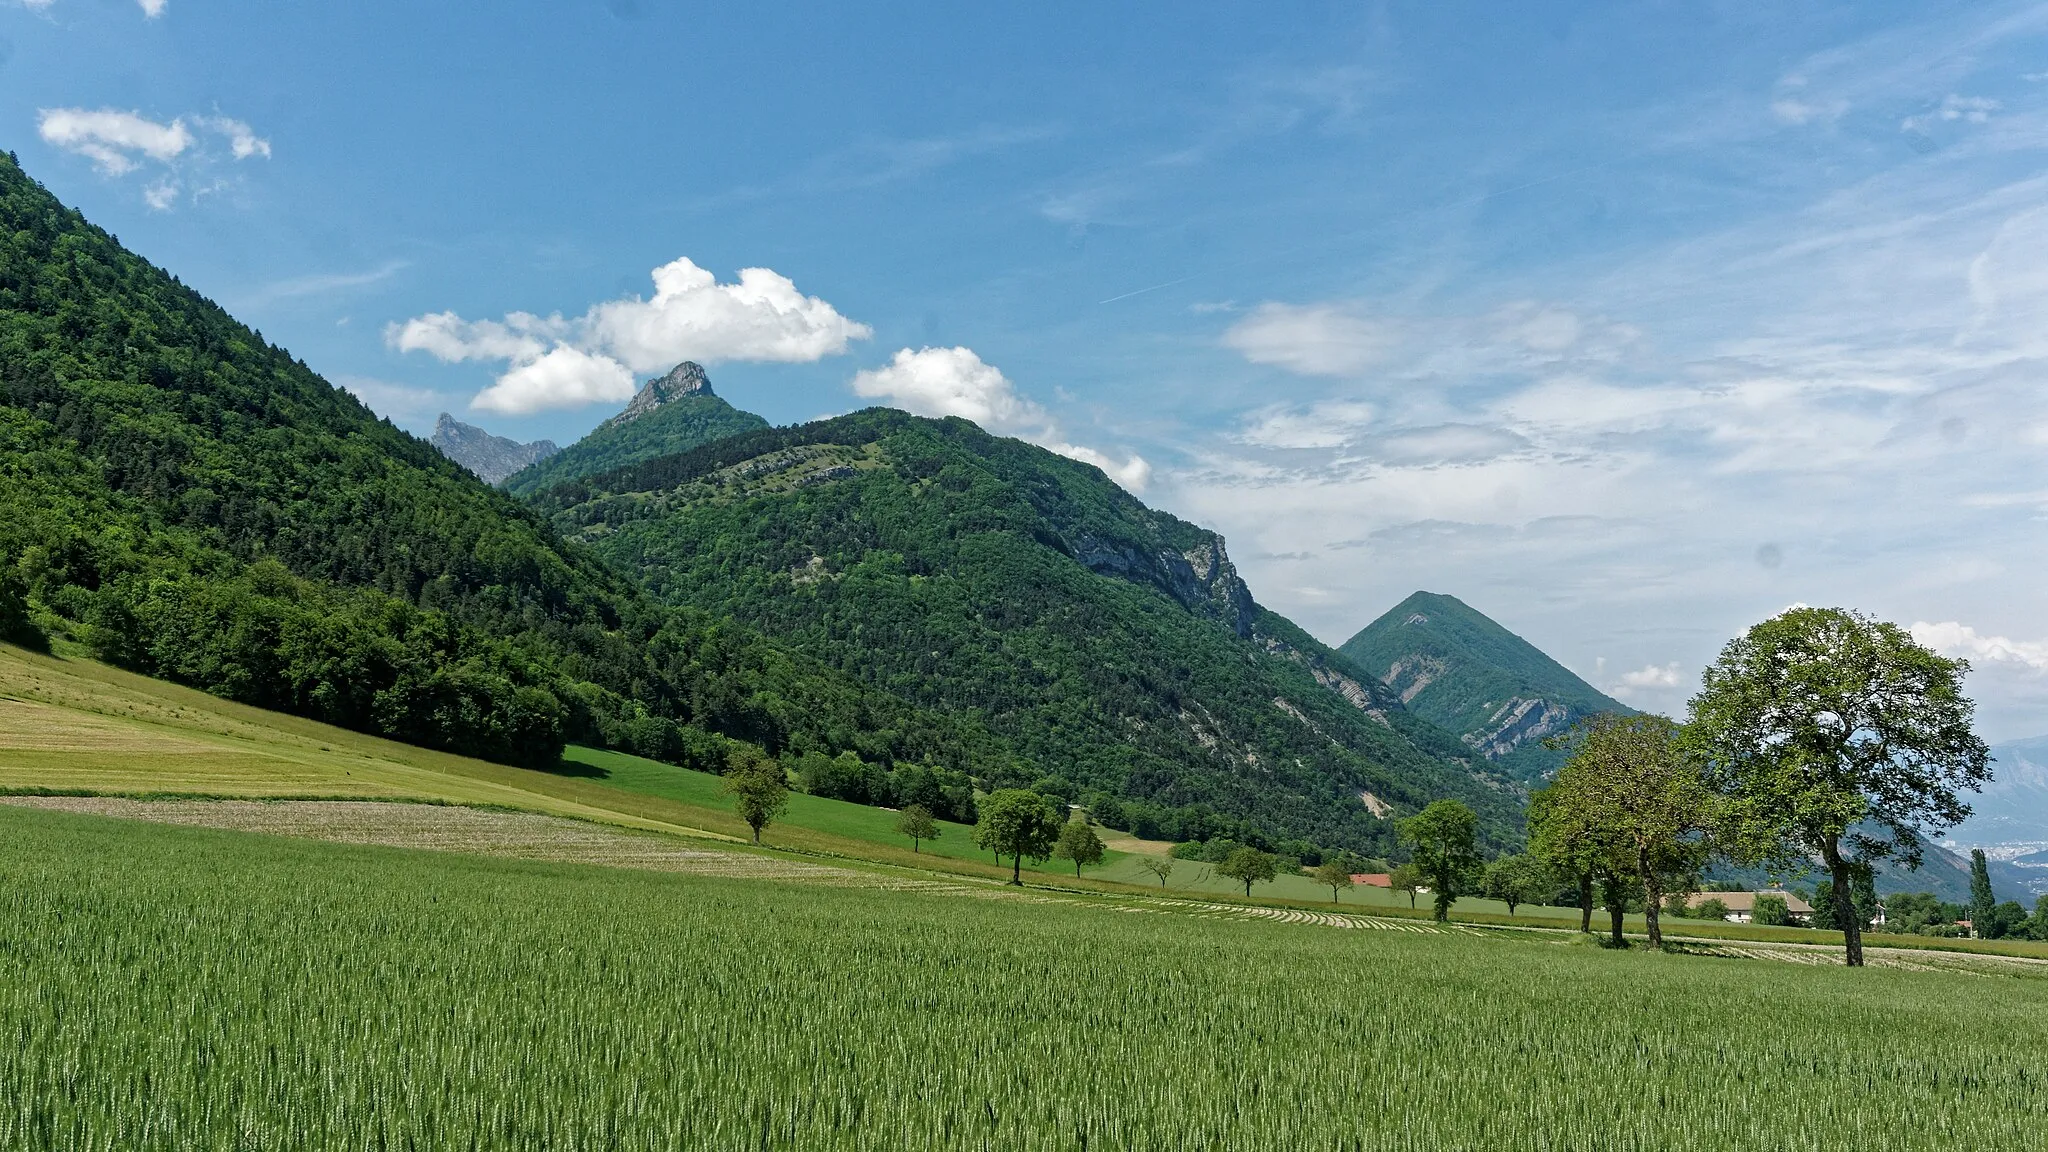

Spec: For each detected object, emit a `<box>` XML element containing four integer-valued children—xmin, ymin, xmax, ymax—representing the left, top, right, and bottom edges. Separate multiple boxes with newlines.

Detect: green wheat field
<box><xmin>4</xmin><ymin>803</ymin><xmax>2045</xmax><ymax>1151</ymax></box>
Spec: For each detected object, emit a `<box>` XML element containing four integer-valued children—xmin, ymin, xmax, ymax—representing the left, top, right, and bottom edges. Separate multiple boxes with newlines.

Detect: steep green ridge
<box><xmin>504</xmin><ymin>366</ymin><xmax>767</xmax><ymax>496</ymax></box>
<box><xmin>1339</xmin><ymin>591</ymin><xmax>1629</xmax><ymax>781</ymax></box>
<box><xmin>530</xmin><ymin>411</ymin><xmax>1519</xmax><ymax>854</ymax></box>
<box><xmin>0</xmin><ymin>153</ymin><xmax>993</xmax><ymax>773</ymax></box>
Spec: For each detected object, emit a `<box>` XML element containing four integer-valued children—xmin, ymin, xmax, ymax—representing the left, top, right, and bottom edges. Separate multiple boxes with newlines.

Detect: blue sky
<box><xmin>12</xmin><ymin>1</ymin><xmax>2048</xmax><ymax>737</ymax></box>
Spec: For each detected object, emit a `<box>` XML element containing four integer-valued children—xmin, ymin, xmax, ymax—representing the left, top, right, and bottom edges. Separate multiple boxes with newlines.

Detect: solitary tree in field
<box><xmin>1313</xmin><ymin>857</ymin><xmax>1356</xmax><ymax>904</ymax></box>
<box><xmin>1684</xmin><ymin>607</ymin><xmax>1990</xmax><ymax>967</ymax></box>
<box><xmin>1482</xmin><ymin>853</ymin><xmax>1548</xmax><ymax>917</ymax></box>
<box><xmin>1140</xmin><ymin>857</ymin><xmax>1175</xmax><ymax>888</ymax></box>
<box><xmin>1390</xmin><ymin>863</ymin><xmax>1424</xmax><ymax>909</ymax></box>
<box><xmin>1398</xmin><ymin>799</ymin><xmax>1481</xmax><ymax>922</ymax></box>
<box><xmin>1216</xmin><ymin>846</ymin><xmax>1278</xmax><ymax>898</ymax></box>
<box><xmin>1054</xmin><ymin>820</ymin><xmax>1106</xmax><ymax>878</ymax></box>
<box><xmin>723</xmin><ymin>749</ymin><xmax>789</xmax><ymax>845</ymax></box>
<box><xmin>974</xmin><ymin>789</ymin><xmax>1064</xmax><ymax>885</ymax></box>
<box><xmin>1544</xmin><ymin>714</ymin><xmax>1716</xmax><ymax>948</ymax></box>
<box><xmin>895</xmin><ymin>804</ymin><xmax>941</xmax><ymax>853</ymax></box>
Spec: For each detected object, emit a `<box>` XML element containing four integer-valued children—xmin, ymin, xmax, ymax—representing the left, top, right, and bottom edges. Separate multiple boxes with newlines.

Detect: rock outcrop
<box><xmin>429</xmin><ymin>415</ymin><xmax>559</xmax><ymax>485</ymax></box>
<box><xmin>603</xmin><ymin>361</ymin><xmax>713</xmax><ymax>430</ymax></box>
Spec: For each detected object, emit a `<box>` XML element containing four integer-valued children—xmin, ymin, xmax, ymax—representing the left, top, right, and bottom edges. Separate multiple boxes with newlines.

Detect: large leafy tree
<box><xmin>1684</xmin><ymin>607</ymin><xmax>1990</xmax><ymax>966</ymax></box>
<box><xmin>1542</xmin><ymin>714</ymin><xmax>1714</xmax><ymax>948</ymax></box>
<box><xmin>1397</xmin><ymin>799</ymin><xmax>1480</xmax><ymax>922</ymax></box>
<box><xmin>974</xmin><ymin>790</ymin><xmax>1063</xmax><ymax>885</ymax></box>
<box><xmin>1216</xmin><ymin>846</ymin><xmax>1278</xmax><ymax>898</ymax></box>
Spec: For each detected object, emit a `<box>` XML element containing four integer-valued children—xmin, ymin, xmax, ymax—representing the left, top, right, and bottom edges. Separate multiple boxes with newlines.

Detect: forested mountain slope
<box><xmin>1339</xmin><ymin>591</ymin><xmax>1629</xmax><ymax>782</ymax></box>
<box><xmin>529</xmin><ymin>411</ymin><xmax>1520</xmax><ymax>853</ymax></box>
<box><xmin>0</xmin><ymin>153</ymin><xmax>995</xmax><ymax>774</ymax></box>
<box><xmin>503</xmin><ymin>362</ymin><xmax>767</xmax><ymax>496</ymax></box>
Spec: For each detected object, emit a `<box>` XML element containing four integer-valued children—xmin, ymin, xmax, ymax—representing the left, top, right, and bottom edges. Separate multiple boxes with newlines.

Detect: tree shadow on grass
<box><xmin>534</xmin><ymin>757</ymin><xmax>610</xmax><ymax>780</ymax></box>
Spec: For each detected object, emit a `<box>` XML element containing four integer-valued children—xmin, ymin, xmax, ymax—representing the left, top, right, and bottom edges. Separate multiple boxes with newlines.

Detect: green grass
<box><xmin>563</xmin><ymin>744</ymin><xmax>1137</xmax><ymax>877</ymax></box>
<box><xmin>8</xmin><ymin>646</ymin><xmax>2041</xmax><ymax>961</ymax></box>
<box><xmin>4</xmin><ymin>802</ymin><xmax>2046</xmax><ymax>1151</ymax></box>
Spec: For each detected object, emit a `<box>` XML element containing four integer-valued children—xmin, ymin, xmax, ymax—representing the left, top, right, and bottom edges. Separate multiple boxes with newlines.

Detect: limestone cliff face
<box><xmin>429</xmin><ymin>414</ymin><xmax>559</xmax><ymax>485</ymax></box>
<box><xmin>1465</xmin><ymin>697</ymin><xmax>1576</xmax><ymax>759</ymax></box>
<box><xmin>1069</xmin><ymin>529</ymin><xmax>1256</xmax><ymax>637</ymax></box>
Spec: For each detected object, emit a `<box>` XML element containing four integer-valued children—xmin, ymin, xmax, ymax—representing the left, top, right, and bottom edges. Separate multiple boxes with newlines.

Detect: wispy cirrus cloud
<box><xmin>1159</xmin><ymin>9</ymin><xmax>2048</xmax><ymax>736</ymax></box>
<box><xmin>18</xmin><ymin>0</ymin><xmax>166</xmax><ymax>16</ymax></box>
<box><xmin>253</xmin><ymin>261</ymin><xmax>408</xmax><ymax>303</ymax></box>
<box><xmin>36</xmin><ymin>107</ymin><xmax>270</xmax><ymax>208</ymax></box>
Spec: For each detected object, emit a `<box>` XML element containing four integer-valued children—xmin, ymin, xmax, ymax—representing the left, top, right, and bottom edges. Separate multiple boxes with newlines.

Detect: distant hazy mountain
<box><xmin>1338</xmin><ymin>591</ymin><xmax>1629</xmax><ymax>781</ymax></box>
<box><xmin>503</xmin><ymin>362</ymin><xmax>768</xmax><ymax>496</ymax></box>
<box><xmin>428</xmin><ymin>414</ymin><xmax>558</xmax><ymax>484</ymax></box>
<box><xmin>1947</xmin><ymin>735</ymin><xmax>2048</xmax><ymax>849</ymax></box>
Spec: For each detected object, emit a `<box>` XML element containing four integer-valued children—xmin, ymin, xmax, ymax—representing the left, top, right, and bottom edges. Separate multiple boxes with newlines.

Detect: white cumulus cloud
<box><xmin>471</xmin><ymin>346</ymin><xmax>636</xmax><ymax>416</ymax></box>
<box><xmin>37</xmin><ymin>108</ymin><xmax>191</xmax><ymax>175</ymax></box>
<box><xmin>389</xmin><ymin>257</ymin><xmax>869</xmax><ymax>415</ymax></box>
<box><xmin>851</xmin><ymin>345</ymin><xmax>1046</xmax><ymax>429</ymax></box>
<box><xmin>851</xmin><ymin>346</ymin><xmax>1151</xmax><ymax>490</ymax></box>
<box><xmin>1618</xmin><ymin>662</ymin><xmax>1682</xmax><ymax>689</ymax></box>
<box><xmin>586</xmin><ymin>258</ymin><xmax>872</xmax><ymax>373</ymax></box>
<box><xmin>1910</xmin><ymin>621</ymin><xmax>2048</xmax><ymax>671</ymax></box>
<box><xmin>1223</xmin><ymin>302</ymin><xmax>1397</xmax><ymax>376</ymax></box>
<box><xmin>389</xmin><ymin>311</ymin><xmax>560</xmax><ymax>364</ymax></box>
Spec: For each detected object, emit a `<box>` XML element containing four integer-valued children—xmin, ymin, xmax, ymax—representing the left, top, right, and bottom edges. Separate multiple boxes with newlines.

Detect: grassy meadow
<box><xmin>4</xmin><ymin>802</ymin><xmax>2046</xmax><ymax>1151</ymax></box>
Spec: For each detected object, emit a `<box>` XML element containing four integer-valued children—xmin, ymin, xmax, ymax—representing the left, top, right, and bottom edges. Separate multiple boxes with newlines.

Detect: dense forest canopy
<box><xmin>503</xmin><ymin>390</ymin><xmax>768</xmax><ymax>497</ymax></box>
<box><xmin>0</xmin><ymin>152</ymin><xmax>997</xmax><ymax>773</ymax></box>
<box><xmin>0</xmin><ymin>151</ymin><xmax>1515</xmax><ymax>856</ymax></box>
<box><xmin>534</xmin><ymin>410</ymin><xmax>1522</xmax><ymax>853</ymax></box>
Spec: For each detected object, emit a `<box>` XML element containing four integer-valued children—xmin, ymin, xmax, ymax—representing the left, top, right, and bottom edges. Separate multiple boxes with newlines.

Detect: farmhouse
<box><xmin>1351</xmin><ymin>873</ymin><xmax>1393</xmax><ymax>888</ymax></box>
<box><xmin>1691</xmin><ymin>890</ymin><xmax>1815</xmax><ymax>925</ymax></box>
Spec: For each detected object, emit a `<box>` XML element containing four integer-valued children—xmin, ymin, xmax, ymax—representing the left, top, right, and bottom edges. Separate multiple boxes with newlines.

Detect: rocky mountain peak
<box><xmin>429</xmin><ymin>414</ymin><xmax>559</xmax><ymax>485</ymax></box>
<box><xmin>606</xmin><ymin>361</ymin><xmax>714</xmax><ymax>429</ymax></box>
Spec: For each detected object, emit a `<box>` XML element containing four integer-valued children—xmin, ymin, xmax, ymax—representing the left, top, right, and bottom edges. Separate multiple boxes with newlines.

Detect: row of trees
<box><xmin>714</xmin><ymin>607</ymin><xmax>1996</xmax><ymax>969</ymax></box>
<box><xmin>1524</xmin><ymin>608</ymin><xmax>1990</xmax><ymax>966</ymax></box>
